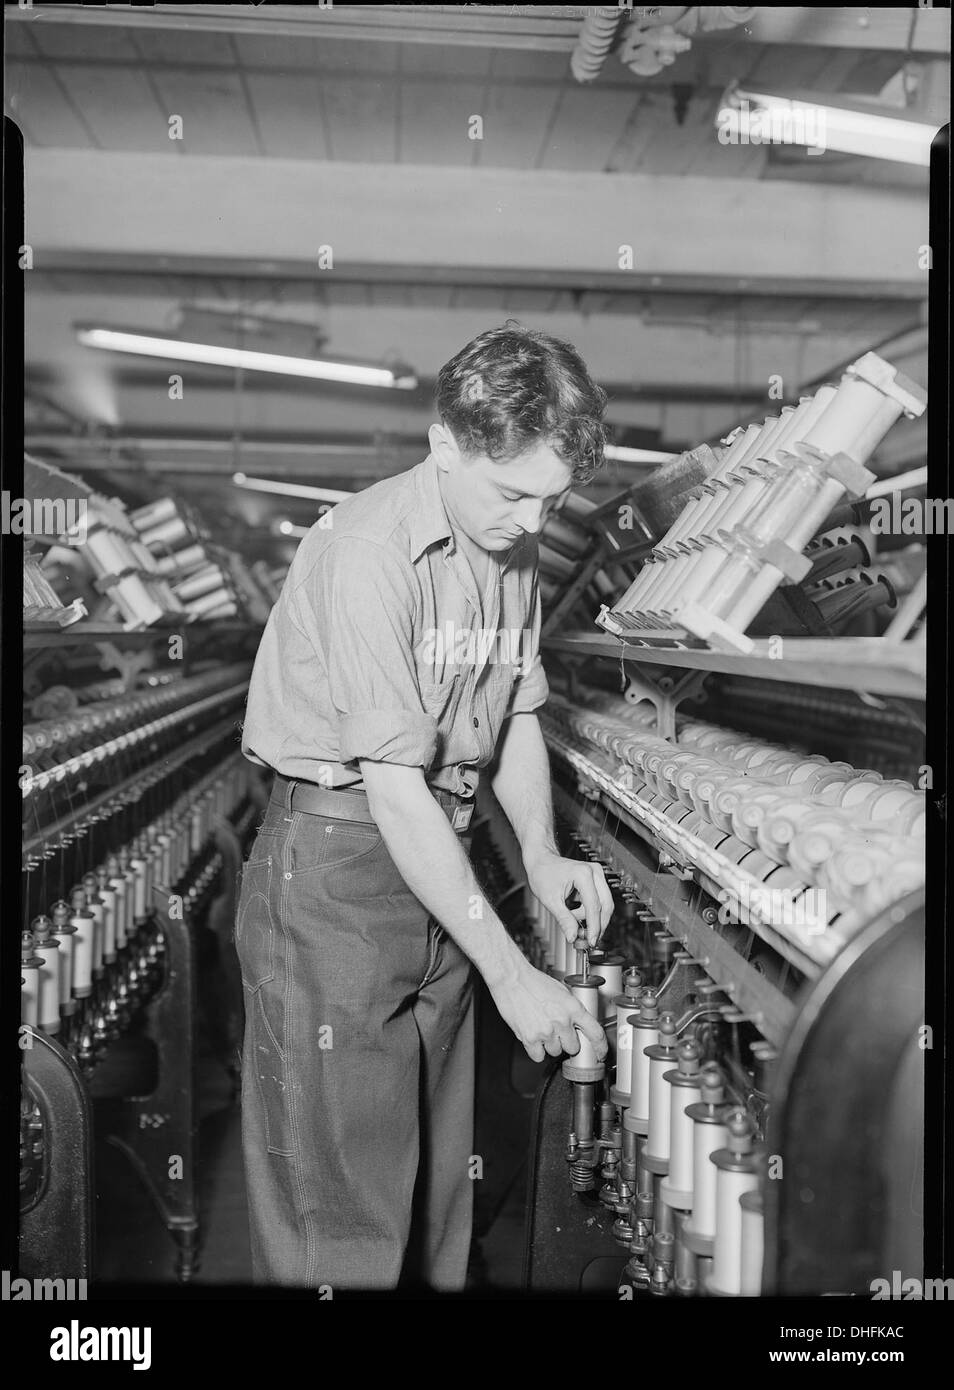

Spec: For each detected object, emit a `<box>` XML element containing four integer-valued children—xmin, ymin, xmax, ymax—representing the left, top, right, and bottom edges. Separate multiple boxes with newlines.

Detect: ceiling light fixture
<box><xmin>233</xmin><ymin>473</ymin><xmax>353</xmax><ymax>503</ymax></box>
<box><xmin>718</xmin><ymin>84</ymin><xmax>937</xmax><ymax>166</ymax></box>
<box><xmin>75</xmin><ymin>325</ymin><xmax>418</xmax><ymax>390</ymax></box>
<box><xmin>276</xmin><ymin>520</ymin><xmax>310</xmax><ymax>538</ymax></box>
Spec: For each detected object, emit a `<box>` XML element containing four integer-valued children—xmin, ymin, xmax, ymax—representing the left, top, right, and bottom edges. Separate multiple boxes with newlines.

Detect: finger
<box><xmin>525</xmin><ymin>1040</ymin><xmax>545</xmax><ymax>1064</ymax></box>
<box><xmin>555</xmin><ymin>905</ymin><xmax>582</xmax><ymax>945</ymax></box>
<box><xmin>593</xmin><ymin>866</ymin><xmax>615</xmax><ymax>938</ymax></box>
<box><xmin>544</xmin><ymin>1035</ymin><xmax>564</xmax><ymax>1058</ymax></box>
<box><xmin>558</xmin><ymin>1026</ymin><xmax>581</xmax><ymax>1057</ymax></box>
<box><xmin>574</xmin><ymin>1009</ymin><xmax>608</xmax><ymax>1060</ymax></box>
<box><xmin>574</xmin><ymin>871</ymin><xmax>602</xmax><ymax>946</ymax></box>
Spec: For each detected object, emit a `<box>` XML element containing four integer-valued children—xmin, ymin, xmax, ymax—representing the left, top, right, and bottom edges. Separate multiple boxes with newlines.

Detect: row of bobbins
<box><xmin>599</xmin><ymin>352</ymin><xmax>926</xmax><ymax>647</ymax></box>
<box><xmin>21</xmin><ymin>756</ymin><xmax>249</xmax><ymax>1050</ymax></box>
<box><xmin>547</xmin><ymin>695</ymin><xmax>924</xmax><ymax>924</ymax></box>
<box><xmin>569</xmin><ymin>975</ymin><xmax>765</xmax><ymax>1298</ymax></box>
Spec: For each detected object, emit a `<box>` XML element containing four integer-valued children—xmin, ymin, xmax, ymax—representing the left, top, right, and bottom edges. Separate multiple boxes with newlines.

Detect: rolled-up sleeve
<box><xmin>296</xmin><ymin>538</ymin><xmax>437</xmax><ymax>769</ymax></box>
<box><xmin>505</xmin><ymin>566</ymin><xmax>549</xmax><ymax>717</ymax></box>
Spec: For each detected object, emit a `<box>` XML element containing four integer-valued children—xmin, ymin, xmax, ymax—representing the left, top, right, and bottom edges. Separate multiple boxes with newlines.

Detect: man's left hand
<box><xmin>525</xmin><ymin>851</ymin><xmax>614</xmax><ymax>948</ymax></box>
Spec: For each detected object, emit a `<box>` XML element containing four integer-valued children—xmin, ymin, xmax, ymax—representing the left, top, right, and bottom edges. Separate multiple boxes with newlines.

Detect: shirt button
<box><xmin>473</xmin><ymin>716</ymin><xmax>479</xmax><ymax>728</ymax></box>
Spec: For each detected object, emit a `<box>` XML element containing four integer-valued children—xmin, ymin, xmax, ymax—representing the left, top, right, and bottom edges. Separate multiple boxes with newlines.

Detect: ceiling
<box><xmin>4</xmin><ymin>4</ymin><xmax>947</xmax><ymax>552</ymax></box>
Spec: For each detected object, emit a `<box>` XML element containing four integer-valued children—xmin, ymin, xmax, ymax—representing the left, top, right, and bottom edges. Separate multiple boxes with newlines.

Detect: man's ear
<box><xmin>429</xmin><ymin>421</ymin><xmax>459</xmax><ymax>471</ymax></box>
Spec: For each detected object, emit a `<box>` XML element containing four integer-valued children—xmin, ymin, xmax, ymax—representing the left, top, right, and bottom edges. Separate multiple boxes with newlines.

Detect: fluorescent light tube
<box><xmin>719</xmin><ymin>85</ymin><xmax>937</xmax><ymax>166</ymax></box>
<box><xmin>604</xmin><ymin>445</ymin><xmax>677</xmax><ymax>464</ymax></box>
<box><xmin>76</xmin><ymin>325</ymin><xmax>418</xmax><ymax>389</ymax></box>
<box><xmin>233</xmin><ymin>473</ymin><xmax>353</xmax><ymax>502</ymax></box>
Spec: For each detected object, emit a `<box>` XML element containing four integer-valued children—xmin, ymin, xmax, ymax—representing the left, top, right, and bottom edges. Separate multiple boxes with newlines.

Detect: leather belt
<box><xmin>270</xmin><ymin>774</ymin><xmax>475</xmax><ymax>835</ymax></box>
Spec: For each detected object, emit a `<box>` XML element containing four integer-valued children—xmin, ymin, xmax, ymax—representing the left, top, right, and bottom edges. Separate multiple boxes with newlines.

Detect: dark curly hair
<box><xmin>435</xmin><ymin>321</ymin><xmax>607</xmax><ymax>483</ymax></box>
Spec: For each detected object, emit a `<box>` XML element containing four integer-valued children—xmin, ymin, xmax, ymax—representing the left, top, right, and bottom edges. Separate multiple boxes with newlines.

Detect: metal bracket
<box><xmin>622</xmin><ymin>666</ymin><xmax>709</xmax><ymax>741</ymax></box>
<box><xmin>93</xmin><ymin>641</ymin><xmax>156</xmax><ymax>690</ymax></box>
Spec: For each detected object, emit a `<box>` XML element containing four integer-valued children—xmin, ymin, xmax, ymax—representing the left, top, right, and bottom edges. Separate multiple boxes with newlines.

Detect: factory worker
<box><xmin>237</xmin><ymin>322</ymin><xmax>613</xmax><ymax>1290</ymax></box>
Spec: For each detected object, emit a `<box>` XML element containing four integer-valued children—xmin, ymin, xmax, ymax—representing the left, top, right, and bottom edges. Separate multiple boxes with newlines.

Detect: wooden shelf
<box><xmin>23</xmin><ymin>620</ymin><xmax>261</xmax><ymax>650</ymax></box>
<box><xmin>543</xmin><ymin>631</ymin><xmax>925</xmax><ymax>700</ymax></box>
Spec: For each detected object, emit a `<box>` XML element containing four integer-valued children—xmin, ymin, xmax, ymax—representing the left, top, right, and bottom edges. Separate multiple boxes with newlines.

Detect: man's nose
<box><xmin>516</xmin><ymin>498</ymin><xmax>545</xmax><ymax>534</ymax></box>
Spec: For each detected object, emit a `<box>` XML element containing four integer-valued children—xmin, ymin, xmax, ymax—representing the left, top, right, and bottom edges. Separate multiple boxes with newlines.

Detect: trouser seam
<box><xmin>280</xmin><ymin>836</ymin><xmax>319</xmax><ymax>1286</ymax></box>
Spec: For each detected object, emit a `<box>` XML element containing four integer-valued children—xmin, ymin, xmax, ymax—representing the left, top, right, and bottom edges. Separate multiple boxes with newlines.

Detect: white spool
<box><xmin>175</xmin><ymin>565</ymin><xmax>224</xmax><ymax>602</ymax></box>
<box><xmin>188</xmin><ymin>586</ymin><xmax>233</xmax><ymax>617</ymax></box>
<box><xmin>36</xmin><ymin>942</ymin><xmax>62</xmax><ymax>1032</ymax></box>
<box><xmin>121</xmin><ymin>865</ymin><xmax>137</xmax><ymax>941</ymax></box>
<box><xmin>739</xmin><ymin>1191</ymin><xmax>765</xmax><ymax>1295</ymax></box>
<box><xmin>131</xmin><ymin>496</ymin><xmax>178</xmax><ymax>531</ymax></box>
<box><xmin>690</xmin><ymin>1113</ymin><xmax>730</xmax><ymax>1240</ymax></box>
<box><xmin>130</xmin><ymin>855</ymin><xmax>149</xmax><ymax>920</ymax></box>
<box><xmin>630</xmin><ymin>1018</ymin><xmax>656</xmax><ymax>1126</ymax></box>
<box><xmin>647</xmin><ymin>1052</ymin><xmax>673</xmax><ymax>1162</ymax></box>
<box><xmin>594</xmin><ymin>959</ymin><xmax>623</xmax><ymax>1022</ymax></box>
<box><xmin>110</xmin><ymin>874</ymin><xmax>128</xmax><ymax>950</ymax></box>
<box><xmin>69</xmin><ymin>906</ymin><xmax>94</xmax><ymax>998</ymax></box>
<box><xmin>88</xmin><ymin>528</ymin><xmax>134</xmax><ymax>576</ymax></box>
<box><xmin>567</xmin><ymin>976</ymin><xmax>604</xmax><ymax>1072</ymax></box>
<box><xmin>99</xmin><ymin>884</ymin><xmax>117</xmax><ymax>959</ymax></box>
<box><xmin>711</xmin><ymin>1166</ymin><xmax>760</xmax><ymax>1296</ymax></box>
<box><xmin>140</xmin><ymin>515</ymin><xmax>189</xmax><ymax>549</ymax></box>
<box><xmin>86</xmin><ymin>895</ymin><xmax>105</xmax><ymax>972</ymax></box>
<box><xmin>668</xmin><ymin>1075</ymin><xmax>703</xmax><ymax>1195</ymax></box>
<box><xmin>21</xmin><ymin>960</ymin><xmax>40</xmax><ymax>1027</ymax></box>
<box><xmin>615</xmin><ymin>1002</ymin><xmax>635</xmax><ymax>1096</ymax></box>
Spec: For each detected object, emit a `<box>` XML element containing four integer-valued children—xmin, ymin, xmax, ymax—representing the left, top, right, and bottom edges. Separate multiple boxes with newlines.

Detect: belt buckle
<box><xmin>451</xmin><ymin>802</ymin><xmax>474</xmax><ymax>833</ymax></box>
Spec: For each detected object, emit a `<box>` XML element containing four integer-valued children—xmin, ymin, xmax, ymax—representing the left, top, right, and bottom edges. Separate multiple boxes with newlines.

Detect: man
<box><xmin>237</xmin><ymin>322</ymin><xmax>613</xmax><ymax>1290</ymax></box>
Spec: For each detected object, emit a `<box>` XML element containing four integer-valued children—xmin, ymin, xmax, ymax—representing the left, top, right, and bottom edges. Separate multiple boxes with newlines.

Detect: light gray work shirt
<box><xmin>241</xmin><ymin>453</ymin><xmax>549</xmax><ymax>798</ymax></box>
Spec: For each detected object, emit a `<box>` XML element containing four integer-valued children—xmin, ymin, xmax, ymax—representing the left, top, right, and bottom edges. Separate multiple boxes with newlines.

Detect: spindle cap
<box><xmin>30</xmin><ymin>914</ymin><xmax>54</xmax><ymax>944</ymax></box>
<box><xmin>677</xmin><ymin>1039</ymin><xmax>701</xmax><ymax>1075</ymax></box>
<box><xmin>727</xmin><ymin>1110</ymin><xmax>754</xmax><ymax>1155</ymax></box>
<box><xmin>638</xmin><ymin>988</ymin><xmax>658</xmax><ymax>1022</ymax></box>
<box><xmin>658</xmin><ymin>1011</ymin><xmax>677</xmax><ymax>1041</ymax></box>
<box><xmin>700</xmin><ymin>1067</ymin><xmax>725</xmax><ymax>1105</ymax></box>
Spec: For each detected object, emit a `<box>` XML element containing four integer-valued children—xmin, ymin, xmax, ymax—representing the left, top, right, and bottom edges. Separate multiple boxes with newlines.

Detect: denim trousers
<box><xmin>233</xmin><ymin>790</ymin><xmax>476</xmax><ymax>1290</ymax></box>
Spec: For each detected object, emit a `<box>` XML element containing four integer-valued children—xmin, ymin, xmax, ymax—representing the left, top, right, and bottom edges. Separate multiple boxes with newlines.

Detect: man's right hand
<box><xmin>487</xmin><ymin>959</ymin><xmax>608</xmax><ymax>1064</ymax></box>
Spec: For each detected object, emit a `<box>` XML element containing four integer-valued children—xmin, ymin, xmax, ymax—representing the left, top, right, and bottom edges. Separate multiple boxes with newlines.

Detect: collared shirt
<box><xmin>241</xmin><ymin>454</ymin><xmax>549</xmax><ymax>798</ymax></box>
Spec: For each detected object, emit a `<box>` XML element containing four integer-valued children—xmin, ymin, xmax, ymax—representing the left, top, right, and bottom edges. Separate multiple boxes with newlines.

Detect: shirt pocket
<box><xmin>419</xmin><ymin>672</ymin><xmax>469</xmax><ymax>762</ymax></box>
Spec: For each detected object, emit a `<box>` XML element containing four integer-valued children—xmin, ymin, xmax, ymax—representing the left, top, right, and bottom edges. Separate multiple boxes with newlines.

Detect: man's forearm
<box><xmin>490</xmin><ymin>712</ymin><xmax>559</xmax><ymax>867</ymax></box>
<box><xmin>361</xmin><ymin>764</ymin><xmax>524</xmax><ymax>989</ymax></box>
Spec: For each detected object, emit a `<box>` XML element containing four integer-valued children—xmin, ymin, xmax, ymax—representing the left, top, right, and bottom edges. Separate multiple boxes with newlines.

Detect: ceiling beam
<box><xmin>25</xmin><ymin>151</ymin><xmax>930</xmax><ymax>295</ymax></box>
<box><xmin>9</xmin><ymin>6</ymin><xmax>950</xmax><ymax>54</ymax></box>
<box><xmin>24</xmin><ymin>253</ymin><xmax>926</xmax><ymax>303</ymax></box>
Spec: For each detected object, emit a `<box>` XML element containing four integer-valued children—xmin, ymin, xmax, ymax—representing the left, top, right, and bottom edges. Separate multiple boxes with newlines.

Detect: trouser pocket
<box><xmin>246</xmin><ymin>978</ymin><xmax>293</xmax><ymax>1157</ymax></box>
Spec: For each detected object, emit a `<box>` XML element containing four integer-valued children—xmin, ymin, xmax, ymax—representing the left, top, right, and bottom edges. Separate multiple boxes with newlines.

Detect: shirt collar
<box><xmin>409</xmin><ymin>454</ymin><xmax>453</xmax><ymax>562</ymax></box>
<box><xmin>408</xmin><ymin>452</ymin><xmax>528</xmax><ymax>574</ymax></box>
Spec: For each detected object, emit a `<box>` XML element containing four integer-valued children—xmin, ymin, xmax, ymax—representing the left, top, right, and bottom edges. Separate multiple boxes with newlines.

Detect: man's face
<box><xmin>432</xmin><ymin>429</ymin><xmax>574</xmax><ymax>552</ymax></box>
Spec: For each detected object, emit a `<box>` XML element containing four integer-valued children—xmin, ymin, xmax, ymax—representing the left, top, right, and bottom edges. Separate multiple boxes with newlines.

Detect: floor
<box><xmin>91</xmin><ymin>951</ymin><xmax>543</xmax><ymax>1292</ymax></box>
